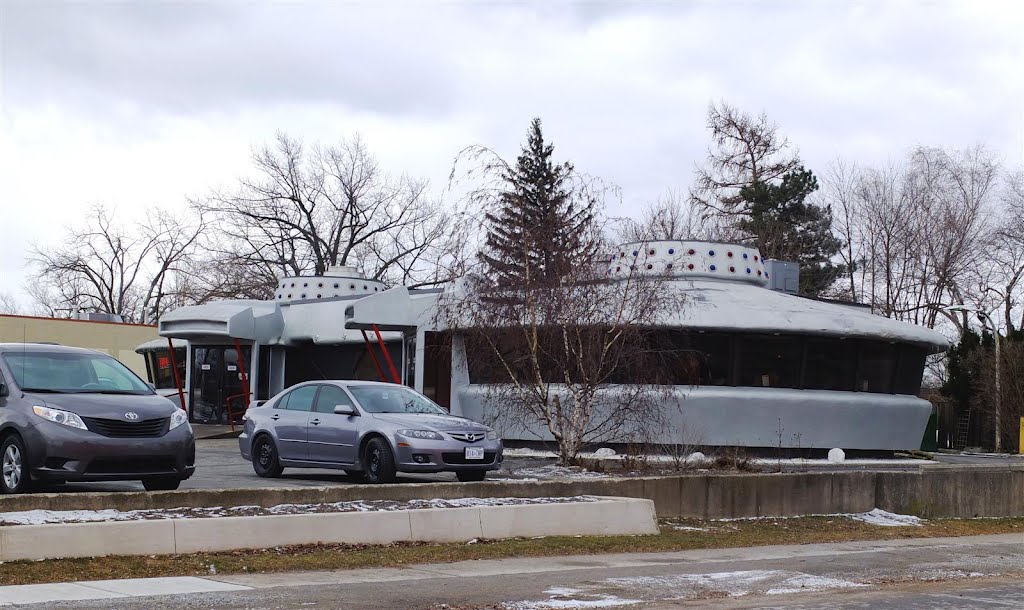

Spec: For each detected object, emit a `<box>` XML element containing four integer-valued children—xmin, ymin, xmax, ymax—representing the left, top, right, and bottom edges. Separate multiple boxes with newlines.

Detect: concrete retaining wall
<box><xmin>0</xmin><ymin>497</ymin><xmax>658</xmax><ymax>561</ymax></box>
<box><xmin>1</xmin><ymin>466</ymin><xmax>1020</xmax><ymax>521</ymax></box>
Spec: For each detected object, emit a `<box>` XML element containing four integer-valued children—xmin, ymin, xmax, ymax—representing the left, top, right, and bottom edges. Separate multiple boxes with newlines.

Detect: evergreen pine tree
<box><xmin>481</xmin><ymin>118</ymin><xmax>596</xmax><ymax>287</ymax></box>
<box><xmin>737</xmin><ymin>166</ymin><xmax>846</xmax><ymax>295</ymax></box>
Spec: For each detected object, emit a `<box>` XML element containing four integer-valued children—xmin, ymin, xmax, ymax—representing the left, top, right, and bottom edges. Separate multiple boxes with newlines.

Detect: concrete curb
<box><xmin>0</xmin><ymin>497</ymin><xmax>658</xmax><ymax>562</ymax></box>
<box><xmin>2</xmin><ymin>466</ymin><xmax>1021</xmax><ymax>520</ymax></box>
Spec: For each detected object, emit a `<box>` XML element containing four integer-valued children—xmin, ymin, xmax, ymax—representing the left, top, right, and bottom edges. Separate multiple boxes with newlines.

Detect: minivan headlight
<box><xmin>486</xmin><ymin>430</ymin><xmax>499</xmax><ymax>441</ymax></box>
<box><xmin>32</xmin><ymin>405</ymin><xmax>87</xmax><ymax>430</ymax></box>
<box><xmin>397</xmin><ymin>429</ymin><xmax>443</xmax><ymax>440</ymax></box>
<box><xmin>169</xmin><ymin>409</ymin><xmax>190</xmax><ymax>431</ymax></box>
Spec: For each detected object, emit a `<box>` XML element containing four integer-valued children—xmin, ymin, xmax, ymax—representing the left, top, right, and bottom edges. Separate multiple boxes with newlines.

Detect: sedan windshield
<box><xmin>348</xmin><ymin>385</ymin><xmax>446</xmax><ymax>414</ymax></box>
<box><xmin>1</xmin><ymin>351</ymin><xmax>153</xmax><ymax>395</ymax></box>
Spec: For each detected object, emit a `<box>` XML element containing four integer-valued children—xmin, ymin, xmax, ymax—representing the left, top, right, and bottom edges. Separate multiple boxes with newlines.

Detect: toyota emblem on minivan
<box><xmin>124</xmin><ymin>412</ymin><xmax>139</xmax><ymax>420</ymax></box>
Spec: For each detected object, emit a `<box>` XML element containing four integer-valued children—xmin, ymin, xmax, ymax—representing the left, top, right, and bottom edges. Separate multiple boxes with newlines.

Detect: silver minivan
<box><xmin>239</xmin><ymin>381</ymin><xmax>502</xmax><ymax>483</ymax></box>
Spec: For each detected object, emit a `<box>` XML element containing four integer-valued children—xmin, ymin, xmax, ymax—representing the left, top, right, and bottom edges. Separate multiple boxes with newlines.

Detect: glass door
<box><xmin>190</xmin><ymin>345</ymin><xmax>251</xmax><ymax>424</ymax></box>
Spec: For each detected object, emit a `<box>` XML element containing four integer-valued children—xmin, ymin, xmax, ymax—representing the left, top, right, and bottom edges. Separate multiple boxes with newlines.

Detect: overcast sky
<box><xmin>1</xmin><ymin>0</ymin><xmax>1023</xmax><ymax>308</ymax></box>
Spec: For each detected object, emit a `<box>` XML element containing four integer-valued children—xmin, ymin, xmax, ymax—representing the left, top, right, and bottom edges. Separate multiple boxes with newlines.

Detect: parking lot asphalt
<box><xmin>31</xmin><ymin>438</ymin><xmax>545</xmax><ymax>494</ymax></box>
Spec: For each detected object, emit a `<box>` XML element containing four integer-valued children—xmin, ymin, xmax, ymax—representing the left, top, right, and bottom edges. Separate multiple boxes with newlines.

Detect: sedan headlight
<box><xmin>397</xmin><ymin>429</ymin><xmax>443</xmax><ymax>440</ymax></box>
<box><xmin>486</xmin><ymin>430</ymin><xmax>499</xmax><ymax>441</ymax></box>
<box><xmin>169</xmin><ymin>409</ymin><xmax>190</xmax><ymax>431</ymax></box>
<box><xmin>32</xmin><ymin>405</ymin><xmax>87</xmax><ymax>430</ymax></box>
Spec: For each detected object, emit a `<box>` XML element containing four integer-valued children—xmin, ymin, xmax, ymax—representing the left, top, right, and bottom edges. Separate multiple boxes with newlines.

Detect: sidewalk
<box><xmin>1</xmin><ymin>534</ymin><xmax>1019</xmax><ymax>607</ymax></box>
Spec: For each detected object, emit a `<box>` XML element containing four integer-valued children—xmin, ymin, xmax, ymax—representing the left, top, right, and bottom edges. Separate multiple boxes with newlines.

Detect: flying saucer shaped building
<box><xmin>151</xmin><ymin>241</ymin><xmax>947</xmax><ymax>450</ymax></box>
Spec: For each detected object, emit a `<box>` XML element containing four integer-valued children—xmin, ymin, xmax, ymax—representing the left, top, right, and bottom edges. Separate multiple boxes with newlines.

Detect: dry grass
<box><xmin>0</xmin><ymin>515</ymin><xmax>1020</xmax><ymax>586</ymax></box>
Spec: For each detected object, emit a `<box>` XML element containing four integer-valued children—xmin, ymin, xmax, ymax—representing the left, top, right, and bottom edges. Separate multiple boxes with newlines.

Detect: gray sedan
<box><xmin>239</xmin><ymin>381</ymin><xmax>502</xmax><ymax>483</ymax></box>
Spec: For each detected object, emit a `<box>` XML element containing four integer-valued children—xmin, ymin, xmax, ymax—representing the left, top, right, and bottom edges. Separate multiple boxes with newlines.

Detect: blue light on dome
<box><xmin>709</xmin><ymin>264</ymin><xmax>717</xmax><ymax>271</ymax></box>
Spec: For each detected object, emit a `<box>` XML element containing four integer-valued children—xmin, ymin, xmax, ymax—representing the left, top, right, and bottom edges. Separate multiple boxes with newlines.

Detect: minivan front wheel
<box><xmin>252</xmin><ymin>435</ymin><xmax>284</xmax><ymax>478</ymax></box>
<box><xmin>1</xmin><ymin>435</ymin><xmax>29</xmax><ymax>494</ymax></box>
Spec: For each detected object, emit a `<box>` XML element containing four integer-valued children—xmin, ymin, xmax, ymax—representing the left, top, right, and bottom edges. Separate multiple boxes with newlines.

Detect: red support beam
<box><xmin>166</xmin><ymin>338</ymin><xmax>186</xmax><ymax>411</ymax></box>
<box><xmin>361</xmin><ymin>330</ymin><xmax>387</xmax><ymax>382</ymax></box>
<box><xmin>232</xmin><ymin>339</ymin><xmax>251</xmax><ymax>433</ymax></box>
<box><xmin>373</xmin><ymin>324</ymin><xmax>402</xmax><ymax>384</ymax></box>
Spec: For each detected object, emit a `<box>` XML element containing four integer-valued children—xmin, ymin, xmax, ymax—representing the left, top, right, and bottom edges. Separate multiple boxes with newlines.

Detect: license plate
<box><xmin>464</xmin><ymin>447</ymin><xmax>485</xmax><ymax>460</ymax></box>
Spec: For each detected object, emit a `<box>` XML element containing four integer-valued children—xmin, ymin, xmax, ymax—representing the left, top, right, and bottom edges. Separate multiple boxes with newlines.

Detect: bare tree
<box><xmin>991</xmin><ymin>169</ymin><xmax>1024</xmax><ymax>332</ymax></box>
<box><xmin>438</xmin><ymin>246</ymin><xmax>687</xmax><ymax>463</ymax></box>
<box><xmin>614</xmin><ymin>189</ymin><xmax>727</xmax><ymax>242</ymax></box>
<box><xmin>199</xmin><ymin>133</ymin><xmax>467</xmax><ymax>294</ymax></box>
<box><xmin>0</xmin><ymin>292</ymin><xmax>20</xmax><ymax>315</ymax></box>
<box><xmin>820</xmin><ymin>158</ymin><xmax>861</xmax><ymax>301</ymax></box>
<box><xmin>912</xmin><ymin>146</ymin><xmax>998</xmax><ymax>328</ymax></box>
<box><xmin>689</xmin><ymin>101</ymin><xmax>801</xmax><ymax>219</ymax></box>
<box><xmin>29</xmin><ymin>204</ymin><xmax>204</xmax><ymax>324</ymax></box>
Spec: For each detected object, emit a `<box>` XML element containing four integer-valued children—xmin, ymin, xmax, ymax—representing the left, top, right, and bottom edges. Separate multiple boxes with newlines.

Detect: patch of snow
<box><xmin>845</xmin><ymin>508</ymin><xmax>923</xmax><ymax>527</ymax></box>
<box><xmin>544</xmin><ymin>587</ymin><xmax>583</xmax><ymax>597</ymax></box>
<box><xmin>594</xmin><ymin>447</ymin><xmax>616</xmax><ymax>457</ymax></box>
<box><xmin>504</xmin><ymin>465</ymin><xmax>609</xmax><ymax>480</ymax></box>
<box><xmin>504</xmin><ymin>594</ymin><xmax>641</xmax><ymax>609</ymax></box>
<box><xmin>607</xmin><ymin>570</ymin><xmax>782</xmax><ymax>597</ymax></box>
<box><xmin>765</xmin><ymin>574</ymin><xmax>866</xmax><ymax>595</ymax></box>
<box><xmin>0</xmin><ymin>509</ymin><xmax>127</xmax><ymax>525</ymax></box>
<box><xmin>503</xmin><ymin>448</ymin><xmax>559</xmax><ymax>459</ymax></box>
<box><xmin>827</xmin><ymin>448</ymin><xmax>846</xmax><ymax>463</ymax></box>
<box><xmin>750</xmin><ymin>457</ymin><xmax>923</xmax><ymax>466</ymax></box>
<box><xmin>0</xmin><ymin>496</ymin><xmax>600</xmax><ymax>526</ymax></box>
<box><xmin>671</xmin><ymin>525</ymin><xmax>710</xmax><ymax>532</ymax></box>
<box><xmin>687</xmin><ymin>452</ymin><xmax>707</xmax><ymax>463</ymax></box>
<box><xmin>714</xmin><ymin>507</ymin><xmax>925</xmax><ymax>525</ymax></box>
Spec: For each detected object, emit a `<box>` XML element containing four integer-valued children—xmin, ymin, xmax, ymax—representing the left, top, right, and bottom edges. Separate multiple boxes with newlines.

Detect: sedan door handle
<box><xmin>270</xmin><ymin>414</ymin><xmax>280</xmax><ymax>421</ymax></box>
<box><xmin>310</xmin><ymin>418</ymin><xmax>321</xmax><ymax>425</ymax></box>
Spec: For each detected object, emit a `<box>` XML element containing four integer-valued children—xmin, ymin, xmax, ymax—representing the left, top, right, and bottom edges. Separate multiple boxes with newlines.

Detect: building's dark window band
<box><xmin>465</xmin><ymin>330</ymin><xmax>926</xmax><ymax>396</ymax></box>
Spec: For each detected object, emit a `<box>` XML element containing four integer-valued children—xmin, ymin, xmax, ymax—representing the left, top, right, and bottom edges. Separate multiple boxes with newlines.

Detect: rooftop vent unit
<box><xmin>764</xmin><ymin>260</ymin><xmax>799</xmax><ymax>294</ymax></box>
<box><xmin>325</xmin><ymin>265</ymin><xmax>365</xmax><ymax>278</ymax></box>
<box><xmin>77</xmin><ymin>312</ymin><xmax>125</xmax><ymax>323</ymax></box>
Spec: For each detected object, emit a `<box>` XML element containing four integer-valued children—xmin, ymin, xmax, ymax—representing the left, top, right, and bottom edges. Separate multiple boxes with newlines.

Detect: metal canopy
<box><xmin>343</xmin><ymin>287</ymin><xmax>436</xmax><ymax>332</ymax></box>
<box><xmin>158</xmin><ymin>300</ymin><xmax>284</xmax><ymax>343</ymax></box>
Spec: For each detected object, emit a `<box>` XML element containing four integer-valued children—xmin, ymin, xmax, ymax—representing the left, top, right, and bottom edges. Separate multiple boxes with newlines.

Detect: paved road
<box><xmin>13</xmin><ymin>534</ymin><xmax>1021</xmax><ymax>609</ymax></box>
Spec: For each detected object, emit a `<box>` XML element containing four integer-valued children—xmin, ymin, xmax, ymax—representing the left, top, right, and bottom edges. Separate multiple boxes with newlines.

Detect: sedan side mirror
<box><xmin>0</xmin><ymin>383</ymin><xmax>7</xmax><ymax>398</ymax></box>
<box><xmin>334</xmin><ymin>404</ymin><xmax>356</xmax><ymax>416</ymax></box>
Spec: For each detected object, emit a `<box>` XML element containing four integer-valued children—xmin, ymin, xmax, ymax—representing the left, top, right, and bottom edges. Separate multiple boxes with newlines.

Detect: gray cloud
<box><xmin>3</xmin><ymin>1</ymin><xmax>463</xmax><ymax>116</ymax></box>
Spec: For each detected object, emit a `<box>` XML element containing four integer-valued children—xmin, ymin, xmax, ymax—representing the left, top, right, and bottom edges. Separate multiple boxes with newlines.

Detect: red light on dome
<box><xmin>729</xmin><ymin>266</ymin><xmax>735</xmax><ymax>272</ymax></box>
<box><xmin>687</xmin><ymin>249</ymin><xmax>695</xmax><ymax>255</ymax></box>
<box><xmin>687</xmin><ymin>263</ymin><xmax>694</xmax><ymax>270</ymax></box>
<box><xmin>727</xmin><ymin>251</ymin><xmax>734</xmax><ymax>257</ymax></box>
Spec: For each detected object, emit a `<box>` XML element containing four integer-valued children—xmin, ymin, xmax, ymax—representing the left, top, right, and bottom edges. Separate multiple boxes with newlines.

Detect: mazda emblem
<box><xmin>124</xmin><ymin>412</ymin><xmax>139</xmax><ymax>420</ymax></box>
<box><xmin>466</xmin><ymin>433</ymin><xmax>476</xmax><ymax>441</ymax></box>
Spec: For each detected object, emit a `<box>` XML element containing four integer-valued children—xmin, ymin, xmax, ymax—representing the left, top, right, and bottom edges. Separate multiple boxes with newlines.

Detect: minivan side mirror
<box><xmin>334</xmin><ymin>404</ymin><xmax>356</xmax><ymax>416</ymax></box>
<box><xmin>0</xmin><ymin>383</ymin><xmax>7</xmax><ymax>398</ymax></box>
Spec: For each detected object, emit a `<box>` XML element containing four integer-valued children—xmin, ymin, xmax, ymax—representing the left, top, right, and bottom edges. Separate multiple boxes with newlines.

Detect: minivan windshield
<box><xmin>348</xmin><ymin>385</ymin><xmax>446</xmax><ymax>414</ymax></box>
<box><xmin>1</xmin><ymin>351</ymin><xmax>153</xmax><ymax>395</ymax></box>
